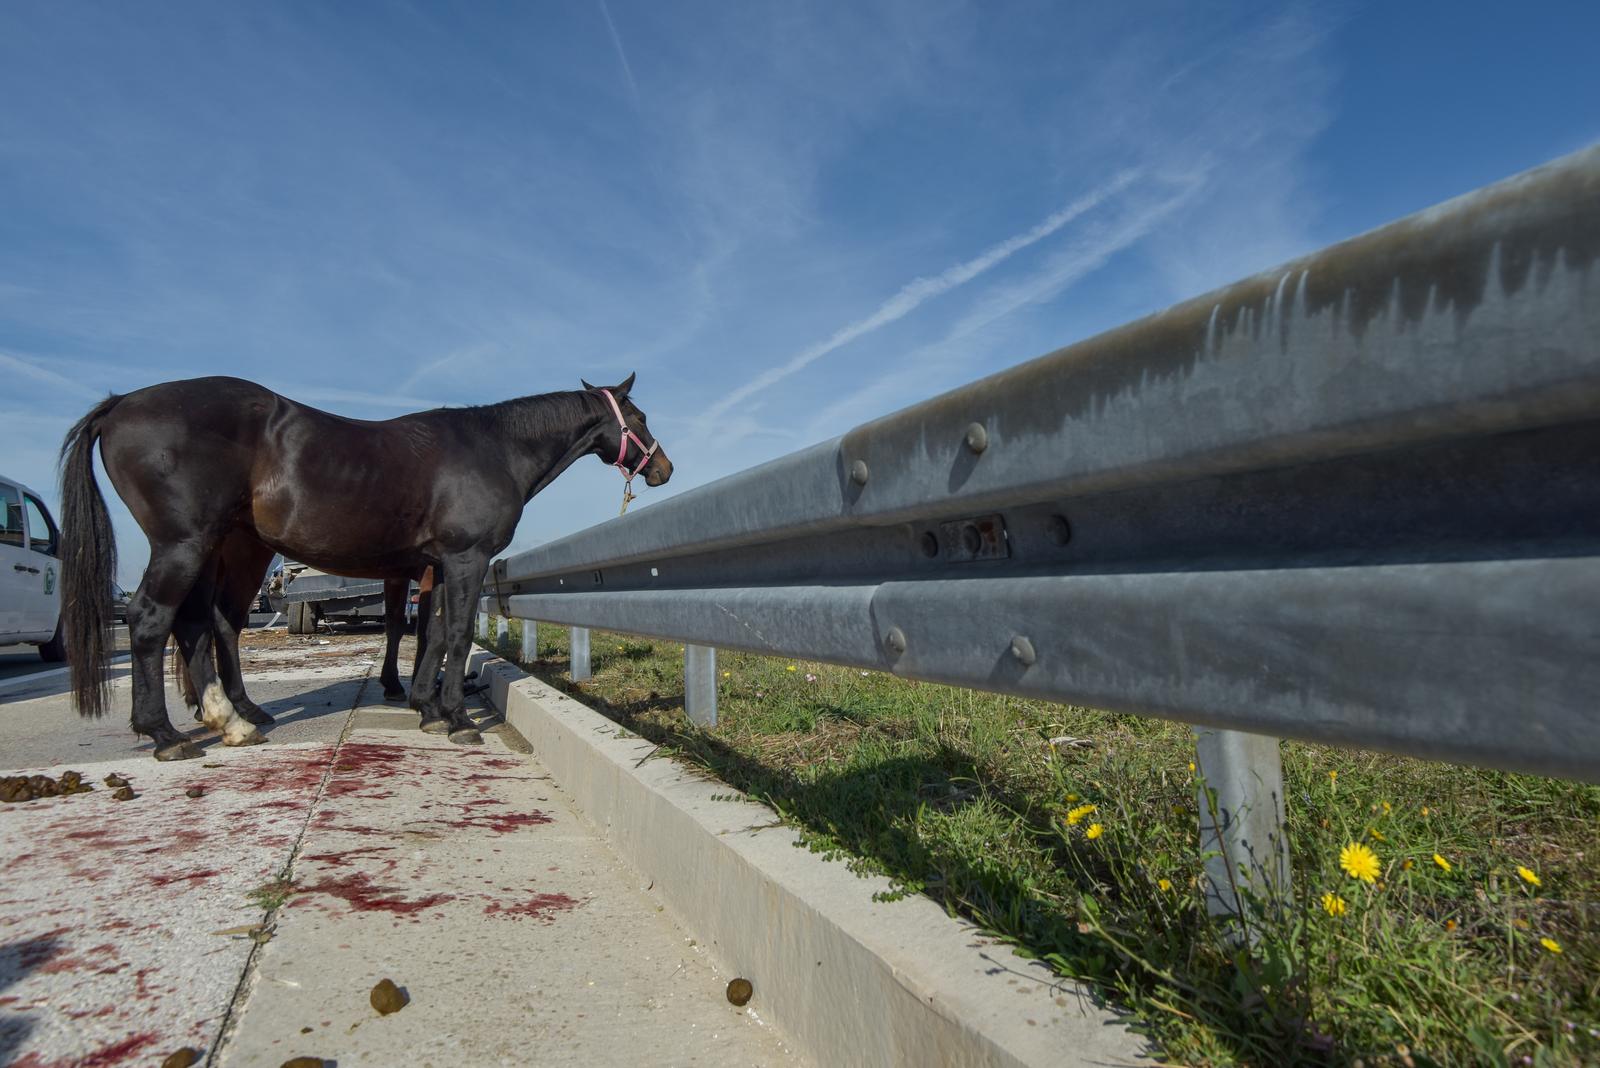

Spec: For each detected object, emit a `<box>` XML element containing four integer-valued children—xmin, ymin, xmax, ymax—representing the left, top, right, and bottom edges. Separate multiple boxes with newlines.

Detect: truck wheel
<box><xmin>39</xmin><ymin>617</ymin><xmax>66</xmax><ymax>662</ymax></box>
<box><xmin>288</xmin><ymin>602</ymin><xmax>313</xmax><ymax>634</ymax></box>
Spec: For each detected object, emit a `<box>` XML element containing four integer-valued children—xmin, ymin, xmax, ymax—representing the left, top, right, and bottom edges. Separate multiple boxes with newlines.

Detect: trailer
<box><xmin>271</xmin><ymin>562</ymin><xmax>395</xmax><ymax>634</ymax></box>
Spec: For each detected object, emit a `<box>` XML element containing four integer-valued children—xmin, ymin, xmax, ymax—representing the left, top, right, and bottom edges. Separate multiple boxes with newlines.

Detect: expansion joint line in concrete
<box><xmin>205</xmin><ymin>668</ymin><xmax>376</xmax><ymax>1066</ymax></box>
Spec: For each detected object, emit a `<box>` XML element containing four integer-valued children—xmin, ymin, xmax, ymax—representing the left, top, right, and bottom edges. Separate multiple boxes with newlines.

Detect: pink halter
<box><xmin>599</xmin><ymin>389</ymin><xmax>658</xmax><ymax>514</ymax></box>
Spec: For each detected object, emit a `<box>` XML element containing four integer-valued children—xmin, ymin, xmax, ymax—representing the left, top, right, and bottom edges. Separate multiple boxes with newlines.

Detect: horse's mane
<box><xmin>448</xmin><ymin>390</ymin><xmax>600</xmax><ymax>440</ymax></box>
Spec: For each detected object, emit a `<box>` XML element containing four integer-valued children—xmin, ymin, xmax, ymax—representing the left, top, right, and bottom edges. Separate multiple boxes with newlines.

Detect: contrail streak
<box><xmin>701</xmin><ymin>169</ymin><xmax>1142</xmax><ymax>423</ymax></box>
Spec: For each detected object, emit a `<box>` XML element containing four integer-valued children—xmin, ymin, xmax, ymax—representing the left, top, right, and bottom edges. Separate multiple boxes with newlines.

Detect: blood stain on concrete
<box><xmin>293</xmin><ymin>871</ymin><xmax>453</xmax><ymax>916</ymax></box>
<box><xmin>150</xmin><ymin>868</ymin><xmax>220</xmax><ymax>888</ymax></box>
<box><xmin>483</xmin><ymin>892</ymin><xmax>580</xmax><ymax>922</ymax></box>
<box><xmin>9</xmin><ymin>1030</ymin><xmax>161</xmax><ymax>1068</ymax></box>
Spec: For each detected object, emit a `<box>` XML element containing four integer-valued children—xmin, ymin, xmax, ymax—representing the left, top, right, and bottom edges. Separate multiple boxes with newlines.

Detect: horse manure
<box><xmin>59</xmin><ymin>770</ymin><xmax>82</xmax><ymax>790</ymax></box>
<box><xmin>0</xmin><ymin>780</ymin><xmax>32</xmax><ymax>803</ymax></box>
<box><xmin>186</xmin><ymin>786</ymin><xmax>205</xmax><ymax>798</ymax></box>
<box><xmin>161</xmin><ymin>1048</ymin><xmax>201</xmax><ymax>1068</ymax></box>
<box><xmin>29</xmin><ymin>775</ymin><xmax>59</xmax><ymax>797</ymax></box>
<box><xmin>726</xmin><ymin>977</ymin><xmax>754</xmax><ymax>1006</ymax></box>
<box><xmin>203</xmin><ymin>763</ymin><xmax>224</xmax><ymax>768</ymax></box>
<box><xmin>104</xmin><ymin>774</ymin><xmax>129</xmax><ymax>788</ymax></box>
<box><xmin>279</xmin><ymin>1058</ymin><xmax>324</xmax><ymax>1068</ymax></box>
<box><xmin>112</xmin><ymin>786</ymin><xmax>136</xmax><ymax>801</ymax></box>
<box><xmin>369</xmin><ymin>977</ymin><xmax>408</xmax><ymax>1015</ymax></box>
<box><xmin>300</xmin><ymin>1026</ymin><xmax>313</xmax><ymax>1034</ymax></box>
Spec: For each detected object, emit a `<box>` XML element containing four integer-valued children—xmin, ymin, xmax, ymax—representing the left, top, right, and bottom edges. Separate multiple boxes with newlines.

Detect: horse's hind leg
<box><xmin>127</xmin><ymin>540</ymin><xmax>217</xmax><ymax>760</ymax></box>
<box><xmin>212</xmin><ymin>595</ymin><xmax>272</xmax><ymax>726</ymax></box>
<box><xmin>174</xmin><ymin>572</ymin><xmax>265</xmax><ymax>748</ymax></box>
<box><xmin>379</xmin><ymin>579</ymin><xmax>408</xmax><ymax>702</ymax></box>
<box><xmin>209</xmin><ymin>532</ymin><xmax>277</xmax><ymax>725</ymax></box>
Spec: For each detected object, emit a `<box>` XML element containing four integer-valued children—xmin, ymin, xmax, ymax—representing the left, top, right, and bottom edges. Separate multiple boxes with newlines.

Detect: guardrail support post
<box><xmin>477</xmin><ymin>612</ymin><xmax>489</xmax><ymax>640</ymax></box>
<box><xmin>1193</xmin><ymin>728</ymin><xmax>1290</xmax><ymax>944</ymax></box>
<box><xmin>495</xmin><ymin>616</ymin><xmax>509</xmax><ymax>648</ymax></box>
<box><xmin>569</xmin><ymin>626</ymin><xmax>591</xmax><ymax>682</ymax></box>
<box><xmin>521</xmin><ymin>621</ymin><xmax>537</xmax><ymax>662</ymax></box>
<box><xmin>684</xmin><ymin>644</ymin><xmax>717</xmax><ymax>727</ymax></box>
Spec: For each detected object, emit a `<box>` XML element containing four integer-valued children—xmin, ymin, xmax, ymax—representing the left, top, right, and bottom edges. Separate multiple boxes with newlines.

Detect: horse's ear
<box><xmin>580</xmin><ymin>378</ymin><xmax>597</xmax><ymax>391</ymax></box>
<box><xmin>614</xmin><ymin>371</ymin><xmax>636</xmax><ymax>398</ymax></box>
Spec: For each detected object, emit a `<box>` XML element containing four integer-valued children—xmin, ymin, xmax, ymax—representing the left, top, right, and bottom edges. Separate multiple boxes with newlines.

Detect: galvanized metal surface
<box><xmin>1194</xmin><ymin>728</ymin><xmax>1290</xmax><ymax>941</ymax></box>
<box><xmin>485</xmin><ymin>146</ymin><xmax>1600</xmax><ymax>783</ymax></box>
<box><xmin>683</xmin><ymin>644</ymin><xmax>717</xmax><ymax>727</ymax></box>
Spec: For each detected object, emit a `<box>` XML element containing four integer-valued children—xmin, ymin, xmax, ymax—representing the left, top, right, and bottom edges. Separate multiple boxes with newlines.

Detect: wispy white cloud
<box><xmin>0</xmin><ymin>351</ymin><xmax>105</xmax><ymax>401</ymax></box>
<box><xmin>700</xmin><ymin>168</ymin><xmax>1142</xmax><ymax>425</ymax></box>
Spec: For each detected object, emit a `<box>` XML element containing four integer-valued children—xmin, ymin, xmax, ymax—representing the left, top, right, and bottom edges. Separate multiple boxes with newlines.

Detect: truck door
<box><xmin>0</xmin><ymin>481</ymin><xmax>27</xmax><ymax>638</ymax></box>
<box><xmin>21</xmin><ymin>493</ymin><xmax>61</xmax><ymax>641</ymax></box>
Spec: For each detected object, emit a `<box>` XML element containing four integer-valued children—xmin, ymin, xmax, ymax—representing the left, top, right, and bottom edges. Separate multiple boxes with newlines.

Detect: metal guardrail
<box><xmin>481</xmin><ymin>146</ymin><xmax>1600</xmax><ymax>921</ymax></box>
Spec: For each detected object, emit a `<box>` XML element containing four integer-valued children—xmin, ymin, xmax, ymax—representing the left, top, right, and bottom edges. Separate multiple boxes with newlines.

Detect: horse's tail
<box><xmin>58</xmin><ymin>394</ymin><xmax>123</xmax><ymax>718</ymax></box>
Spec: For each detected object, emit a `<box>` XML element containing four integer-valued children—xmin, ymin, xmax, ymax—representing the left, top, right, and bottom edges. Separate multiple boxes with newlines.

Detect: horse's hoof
<box><xmin>383</xmin><ymin>689</ymin><xmax>407</xmax><ymax>704</ymax></box>
<box><xmin>419</xmin><ymin>717</ymin><xmax>449</xmax><ymax>735</ymax></box>
<box><xmin>190</xmin><ymin>707</ymin><xmax>203</xmax><ymax>723</ymax></box>
<box><xmin>240</xmin><ymin>706</ymin><xmax>275</xmax><ymax>726</ymax></box>
<box><xmin>448</xmin><ymin>728</ymin><xmax>484</xmax><ymax>746</ymax></box>
<box><xmin>155</xmin><ymin>740</ymin><xmax>205</xmax><ymax>762</ymax></box>
<box><xmin>225</xmin><ymin>729</ymin><xmax>267</xmax><ymax>747</ymax></box>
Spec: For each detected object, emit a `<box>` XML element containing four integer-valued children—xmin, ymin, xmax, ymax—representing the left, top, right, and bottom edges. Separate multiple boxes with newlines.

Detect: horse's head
<box><xmin>582</xmin><ymin>372</ymin><xmax>673</xmax><ymax>488</ymax></box>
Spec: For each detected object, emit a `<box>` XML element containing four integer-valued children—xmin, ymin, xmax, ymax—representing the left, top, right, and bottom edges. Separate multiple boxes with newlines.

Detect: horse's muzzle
<box><xmin>644</xmin><ymin>453</ymin><xmax>673</xmax><ymax>487</ymax></box>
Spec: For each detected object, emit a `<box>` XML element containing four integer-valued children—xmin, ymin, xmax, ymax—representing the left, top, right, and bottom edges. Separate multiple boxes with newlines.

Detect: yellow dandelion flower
<box><xmin>1433</xmin><ymin>853</ymin><xmax>1452</xmax><ymax>872</ymax></box>
<box><xmin>1065</xmin><ymin>803</ymin><xmax>1097</xmax><ymax>825</ymax></box>
<box><xmin>1321</xmin><ymin>892</ymin><xmax>1347</xmax><ymax>917</ymax></box>
<box><xmin>1517</xmin><ymin>866</ymin><xmax>1541</xmax><ymax>888</ymax></box>
<box><xmin>1401</xmin><ymin>859</ymin><xmax>1414</xmax><ymax>871</ymax></box>
<box><xmin>1085</xmin><ymin>823</ymin><xmax>1104</xmax><ymax>840</ymax></box>
<box><xmin>1381</xmin><ymin>801</ymin><xmax>1392</xmax><ymax>814</ymax></box>
<box><xmin>721</xmin><ymin>671</ymin><xmax>731</xmax><ymax>678</ymax></box>
<box><xmin>1368</xmin><ymin>827</ymin><xmax>1386</xmax><ymax>842</ymax></box>
<box><xmin>1188</xmin><ymin>762</ymin><xmax>1196</xmax><ymax>773</ymax></box>
<box><xmin>1540</xmin><ymin>937</ymin><xmax>1562</xmax><ymax>954</ymax></box>
<box><xmin>1421</xmin><ymin>806</ymin><xmax>1430</xmax><ymax>817</ymax></box>
<box><xmin>786</xmin><ymin>664</ymin><xmax>797</xmax><ymax>672</ymax></box>
<box><xmin>1340</xmin><ymin>842</ymin><xmax>1381</xmax><ymax>883</ymax></box>
<box><xmin>1444</xmin><ymin>919</ymin><xmax>1457</xmax><ymax>931</ymax></box>
<box><xmin>1157</xmin><ymin>878</ymin><xmax>1172</xmax><ymax>892</ymax></box>
<box><xmin>1065</xmin><ymin>793</ymin><xmax>1079</xmax><ymax>802</ymax></box>
<box><xmin>1328</xmin><ymin>770</ymin><xmax>1338</xmax><ymax>783</ymax></box>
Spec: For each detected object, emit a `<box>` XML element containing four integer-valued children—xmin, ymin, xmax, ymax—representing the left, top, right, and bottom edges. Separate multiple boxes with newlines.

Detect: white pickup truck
<box><xmin>0</xmin><ymin>473</ymin><xmax>65</xmax><ymax>661</ymax></box>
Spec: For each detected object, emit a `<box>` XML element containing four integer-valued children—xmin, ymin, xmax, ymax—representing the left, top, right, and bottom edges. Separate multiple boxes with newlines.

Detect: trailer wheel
<box><xmin>288</xmin><ymin>602</ymin><xmax>314</xmax><ymax>634</ymax></box>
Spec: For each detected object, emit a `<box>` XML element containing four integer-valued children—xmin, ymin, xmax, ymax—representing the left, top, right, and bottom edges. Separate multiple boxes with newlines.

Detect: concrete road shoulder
<box><xmin>471</xmin><ymin>649</ymin><xmax>1151</xmax><ymax>1068</ymax></box>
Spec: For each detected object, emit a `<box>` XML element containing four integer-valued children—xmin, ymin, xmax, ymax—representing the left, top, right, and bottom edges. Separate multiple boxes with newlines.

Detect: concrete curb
<box><xmin>469</xmin><ymin>648</ymin><xmax>1149</xmax><ymax>1068</ymax></box>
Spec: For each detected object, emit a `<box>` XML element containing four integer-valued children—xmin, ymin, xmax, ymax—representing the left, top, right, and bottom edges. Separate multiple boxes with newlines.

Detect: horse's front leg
<box><xmin>410</xmin><ymin>576</ymin><xmax>448</xmax><ymax>733</ymax></box>
<box><xmin>437</xmin><ymin>552</ymin><xmax>490</xmax><ymax>746</ymax></box>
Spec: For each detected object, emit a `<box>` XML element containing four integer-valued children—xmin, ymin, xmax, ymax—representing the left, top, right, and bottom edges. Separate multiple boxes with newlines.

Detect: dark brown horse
<box><xmin>59</xmin><ymin>374</ymin><xmax>669</xmax><ymax>760</ymax></box>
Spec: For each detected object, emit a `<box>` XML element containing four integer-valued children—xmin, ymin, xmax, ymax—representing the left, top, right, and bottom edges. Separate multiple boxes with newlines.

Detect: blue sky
<box><xmin>3</xmin><ymin>1</ymin><xmax>1597</xmax><ymax>588</ymax></box>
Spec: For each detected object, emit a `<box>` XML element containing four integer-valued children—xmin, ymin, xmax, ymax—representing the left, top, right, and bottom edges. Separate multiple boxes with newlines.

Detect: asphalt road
<box><xmin>0</xmin><ymin>615</ymin><xmax>285</xmax><ymax>683</ymax></box>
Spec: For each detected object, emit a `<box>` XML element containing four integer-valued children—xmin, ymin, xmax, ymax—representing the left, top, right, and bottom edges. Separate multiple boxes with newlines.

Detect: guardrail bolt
<box><xmin>1046</xmin><ymin>514</ymin><xmax>1072</xmax><ymax>546</ymax></box>
<box><xmin>884</xmin><ymin>626</ymin><xmax>907</xmax><ymax>655</ymax></box>
<box><xmin>964</xmin><ymin>422</ymin><xmax>988</xmax><ymax>453</ymax></box>
<box><xmin>1010</xmin><ymin>635</ymin><xmax>1036</xmax><ymax>666</ymax></box>
<box><xmin>849</xmin><ymin>459</ymin><xmax>870</xmax><ymax>486</ymax></box>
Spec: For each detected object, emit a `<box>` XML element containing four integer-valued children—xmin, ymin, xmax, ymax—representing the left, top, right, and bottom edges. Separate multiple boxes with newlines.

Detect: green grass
<box><xmin>489</xmin><ymin>620</ymin><xmax>1599</xmax><ymax>1066</ymax></box>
